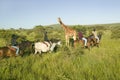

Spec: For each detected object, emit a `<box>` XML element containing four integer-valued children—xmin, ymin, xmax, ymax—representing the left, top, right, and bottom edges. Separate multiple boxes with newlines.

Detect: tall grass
<box><xmin>0</xmin><ymin>30</ymin><xmax>120</xmax><ymax>80</ymax></box>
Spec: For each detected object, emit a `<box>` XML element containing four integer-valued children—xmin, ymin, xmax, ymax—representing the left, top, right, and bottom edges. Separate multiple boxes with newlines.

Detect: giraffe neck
<box><xmin>61</xmin><ymin>24</ymin><xmax>68</xmax><ymax>31</ymax></box>
<box><xmin>58</xmin><ymin>18</ymin><xmax>68</xmax><ymax>31</ymax></box>
<box><xmin>59</xmin><ymin>21</ymin><xmax>67</xmax><ymax>30</ymax></box>
<box><xmin>58</xmin><ymin>18</ymin><xmax>77</xmax><ymax>41</ymax></box>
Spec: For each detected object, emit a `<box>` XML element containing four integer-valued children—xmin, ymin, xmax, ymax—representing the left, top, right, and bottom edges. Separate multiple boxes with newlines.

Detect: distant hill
<box><xmin>1</xmin><ymin>23</ymin><xmax>120</xmax><ymax>30</ymax></box>
<box><xmin>44</xmin><ymin>24</ymin><xmax>62</xmax><ymax>30</ymax></box>
<box><xmin>85</xmin><ymin>23</ymin><xmax>120</xmax><ymax>27</ymax></box>
<box><xmin>46</xmin><ymin>23</ymin><xmax>120</xmax><ymax>27</ymax></box>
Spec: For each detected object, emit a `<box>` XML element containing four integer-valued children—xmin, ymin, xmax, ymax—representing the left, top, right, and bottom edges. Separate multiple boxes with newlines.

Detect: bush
<box><xmin>111</xmin><ymin>27</ymin><xmax>120</xmax><ymax>39</ymax></box>
<box><xmin>73</xmin><ymin>25</ymin><xmax>87</xmax><ymax>35</ymax></box>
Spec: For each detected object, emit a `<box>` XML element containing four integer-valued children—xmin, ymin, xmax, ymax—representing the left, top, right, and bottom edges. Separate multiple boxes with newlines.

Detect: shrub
<box><xmin>111</xmin><ymin>27</ymin><xmax>120</xmax><ymax>39</ymax></box>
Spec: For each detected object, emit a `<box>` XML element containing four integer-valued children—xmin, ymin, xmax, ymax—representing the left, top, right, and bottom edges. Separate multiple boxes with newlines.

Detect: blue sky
<box><xmin>0</xmin><ymin>0</ymin><xmax>120</xmax><ymax>29</ymax></box>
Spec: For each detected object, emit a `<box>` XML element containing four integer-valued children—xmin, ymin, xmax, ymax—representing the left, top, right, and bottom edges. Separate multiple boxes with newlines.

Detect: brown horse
<box><xmin>74</xmin><ymin>38</ymin><xmax>91</xmax><ymax>50</ymax></box>
<box><xmin>0</xmin><ymin>46</ymin><xmax>16</xmax><ymax>58</ymax></box>
<box><xmin>74</xmin><ymin>38</ymin><xmax>84</xmax><ymax>47</ymax></box>
<box><xmin>73</xmin><ymin>33</ymin><xmax>102</xmax><ymax>50</ymax></box>
<box><xmin>0</xmin><ymin>40</ymin><xmax>34</xmax><ymax>58</ymax></box>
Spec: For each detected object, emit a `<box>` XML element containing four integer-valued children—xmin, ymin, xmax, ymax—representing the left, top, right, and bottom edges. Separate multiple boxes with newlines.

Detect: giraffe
<box><xmin>58</xmin><ymin>17</ymin><xmax>77</xmax><ymax>46</ymax></box>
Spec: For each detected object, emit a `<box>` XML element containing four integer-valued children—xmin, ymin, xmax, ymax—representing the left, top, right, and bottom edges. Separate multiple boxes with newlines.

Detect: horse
<box><xmin>0</xmin><ymin>40</ymin><xmax>34</xmax><ymax>58</ymax></box>
<box><xmin>87</xmin><ymin>33</ymin><xmax>102</xmax><ymax>48</ymax></box>
<box><xmin>74</xmin><ymin>38</ymin><xmax>91</xmax><ymax>50</ymax></box>
<box><xmin>18</xmin><ymin>40</ymin><xmax>34</xmax><ymax>56</ymax></box>
<box><xmin>34</xmin><ymin>40</ymin><xmax>61</xmax><ymax>54</ymax></box>
<box><xmin>0</xmin><ymin>46</ymin><xmax>16</xmax><ymax>58</ymax></box>
<box><xmin>74</xmin><ymin>38</ymin><xmax>84</xmax><ymax>47</ymax></box>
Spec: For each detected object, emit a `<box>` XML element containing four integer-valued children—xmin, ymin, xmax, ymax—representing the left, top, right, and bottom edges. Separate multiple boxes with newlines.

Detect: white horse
<box><xmin>34</xmin><ymin>41</ymin><xmax>61</xmax><ymax>54</ymax></box>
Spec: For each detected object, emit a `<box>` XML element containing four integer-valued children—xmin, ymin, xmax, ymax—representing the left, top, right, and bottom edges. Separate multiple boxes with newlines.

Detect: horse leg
<box><xmin>0</xmin><ymin>50</ymin><xmax>4</xmax><ymax>58</ymax></box>
<box><xmin>86</xmin><ymin>42</ymin><xmax>89</xmax><ymax>49</ymax></box>
<box><xmin>38</xmin><ymin>50</ymin><xmax>42</xmax><ymax>55</ymax></box>
<box><xmin>34</xmin><ymin>49</ymin><xmax>38</xmax><ymax>54</ymax></box>
<box><xmin>97</xmin><ymin>43</ymin><xmax>99</xmax><ymax>48</ymax></box>
<box><xmin>80</xmin><ymin>40</ymin><xmax>84</xmax><ymax>48</ymax></box>
<box><xmin>73</xmin><ymin>40</ymin><xmax>78</xmax><ymax>48</ymax></box>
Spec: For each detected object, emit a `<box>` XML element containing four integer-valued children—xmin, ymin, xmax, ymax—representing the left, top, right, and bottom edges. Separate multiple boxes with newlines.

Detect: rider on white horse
<box><xmin>34</xmin><ymin>40</ymin><xmax>61</xmax><ymax>54</ymax></box>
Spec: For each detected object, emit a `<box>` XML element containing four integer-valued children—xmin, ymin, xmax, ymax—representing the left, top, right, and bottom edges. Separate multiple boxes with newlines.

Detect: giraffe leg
<box><xmin>65</xmin><ymin>35</ymin><xmax>68</xmax><ymax>46</ymax></box>
<box><xmin>68</xmin><ymin>38</ymin><xmax>70</xmax><ymax>46</ymax></box>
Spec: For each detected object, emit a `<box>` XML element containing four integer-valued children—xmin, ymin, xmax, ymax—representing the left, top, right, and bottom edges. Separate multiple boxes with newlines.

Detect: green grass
<box><xmin>0</xmin><ymin>30</ymin><xmax>120</xmax><ymax>80</ymax></box>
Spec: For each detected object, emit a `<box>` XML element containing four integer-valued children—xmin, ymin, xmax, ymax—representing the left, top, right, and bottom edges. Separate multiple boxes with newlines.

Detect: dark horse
<box><xmin>87</xmin><ymin>33</ymin><xmax>102</xmax><ymax>48</ymax></box>
<box><xmin>19</xmin><ymin>40</ymin><xmax>34</xmax><ymax>56</ymax></box>
<box><xmin>0</xmin><ymin>40</ymin><xmax>33</xmax><ymax>58</ymax></box>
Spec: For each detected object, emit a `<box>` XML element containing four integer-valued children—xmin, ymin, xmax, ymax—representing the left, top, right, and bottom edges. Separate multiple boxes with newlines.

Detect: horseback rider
<box><xmin>43</xmin><ymin>30</ymin><xmax>53</xmax><ymax>46</ymax></box>
<box><xmin>92</xmin><ymin>28</ymin><xmax>99</xmax><ymax>43</ymax></box>
<box><xmin>43</xmin><ymin>30</ymin><xmax>49</xmax><ymax>42</ymax></box>
<box><xmin>11</xmin><ymin>34</ymin><xmax>19</xmax><ymax>56</ymax></box>
<box><xmin>78</xmin><ymin>32</ymin><xmax>87</xmax><ymax>47</ymax></box>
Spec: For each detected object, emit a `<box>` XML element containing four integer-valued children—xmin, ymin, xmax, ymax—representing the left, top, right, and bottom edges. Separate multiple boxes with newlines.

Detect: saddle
<box><xmin>7</xmin><ymin>46</ymin><xmax>16</xmax><ymax>51</ymax></box>
<box><xmin>42</xmin><ymin>41</ymin><xmax>49</xmax><ymax>47</ymax></box>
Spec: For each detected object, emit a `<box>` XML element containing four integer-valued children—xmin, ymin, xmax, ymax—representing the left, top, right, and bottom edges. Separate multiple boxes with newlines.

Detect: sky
<box><xmin>0</xmin><ymin>0</ymin><xmax>120</xmax><ymax>29</ymax></box>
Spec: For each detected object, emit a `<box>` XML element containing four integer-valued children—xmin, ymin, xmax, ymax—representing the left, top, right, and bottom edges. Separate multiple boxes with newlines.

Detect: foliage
<box><xmin>0</xmin><ymin>30</ymin><xmax>14</xmax><ymax>45</ymax></box>
<box><xmin>0</xmin><ymin>23</ymin><xmax>120</xmax><ymax>80</ymax></box>
<box><xmin>111</xmin><ymin>27</ymin><xmax>120</xmax><ymax>39</ymax></box>
<box><xmin>33</xmin><ymin>25</ymin><xmax>45</xmax><ymax>41</ymax></box>
<box><xmin>72</xmin><ymin>25</ymin><xmax>87</xmax><ymax>35</ymax></box>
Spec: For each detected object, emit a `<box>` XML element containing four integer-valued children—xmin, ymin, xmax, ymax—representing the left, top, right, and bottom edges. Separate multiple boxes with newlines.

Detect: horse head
<box><xmin>50</xmin><ymin>40</ymin><xmax>61</xmax><ymax>52</ymax></box>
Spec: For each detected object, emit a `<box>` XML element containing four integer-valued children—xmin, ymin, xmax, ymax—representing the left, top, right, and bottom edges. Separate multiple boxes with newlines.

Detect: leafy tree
<box><xmin>33</xmin><ymin>25</ymin><xmax>45</xmax><ymax>41</ymax></box>
<box><xmin>72</xmin><ymin>25</ymin><xmax>87</xmax><ymax>36</ymax></box>
<box><xmin>0</xmin><ymin>30</ymin><xmax>14</xmax><ymax>45</ymax></box>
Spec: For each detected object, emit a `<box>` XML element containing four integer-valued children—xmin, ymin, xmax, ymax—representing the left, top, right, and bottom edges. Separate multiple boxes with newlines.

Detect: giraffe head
<box><xmin>58</xmin><ymin>17</ymin><xmax>62</xmax><ymax>24</ymax></box>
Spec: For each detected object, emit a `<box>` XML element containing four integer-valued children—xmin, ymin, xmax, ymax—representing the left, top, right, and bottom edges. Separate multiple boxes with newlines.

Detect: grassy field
<box><xmin>0</xmin><ymin>28</ymin><xmax>120</xmax><ymax>80</ymax></box>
